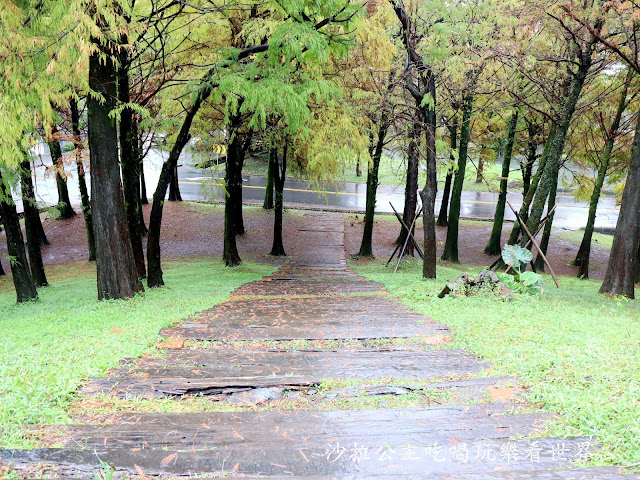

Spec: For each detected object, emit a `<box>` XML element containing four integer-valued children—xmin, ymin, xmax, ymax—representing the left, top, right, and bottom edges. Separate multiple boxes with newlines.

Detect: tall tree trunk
<box><xmin>131</xmin><ymin>115</ymin><xmax>147</xmax><ymax>235</ymax></box>
<box><xmin>599</xmin><ymin>112</ymin><xmax>640</xmax><ymax>298</ymax></box>
<box><xmin>138</xmin><ymin>127</ymin><xmax>149</xmax><ymax>205</ymax></box>
<box><xmin>397</xmin><ymin>121</ymin><xmax>420</xmax><ymax>256</ymax></box>
<box><xmin>437</xmin><ymin>120</ymin><xmax>457</xmax><ymax>227</ymax></box>
<box><xmin>48</xmin><ymin>126</ymin><xmax>76</xmax><ymax>219</ymax></box>
<box><xmin>263</xmin><ymin>150</ymin><xmax>275</xmax><ymax>210</ymax></box>
<box><xmin>147</xmin><ymin>97</ymin><xmax>208</xmax><ymax>287</ymax></box>
<box><xmin>88</xmin><ymin>40</ymin><xmax>143</xmax><ymax>300</ymax></box>
<box><xmin>523</xmin><ymin>120</ymin><xmax>539</xmax><ymax>197</ymax></box>
<box><xmin>485</xmin><ymin>110</ymin><xmax>519</xmax><ymax>255</ymax></box>
<box><xmin>533</xmin><ymin>165</ymin><xmax>559</xmax><ymax>272</ymax></box>
<box><xmin>117</xmin><ymin>47</ymin><xmax>146</xmax><ymax>278</ymax></box>
<box><xmin>574</xmin><ymin>69</ymin><xmax>632</xmax><ymax>278</ymax></box>
<box><xmin>270</xmin><ymin>144</ymin><xmax>287</xmax><ymax>256</ymax></box>
<box><xmin>20</xmin><ymin>159</ymin><xmax>48</xmax><ymax>287</ymax></box>
<box><xmin>359</xmin><ymin>110</ymin><xmax>391</xmax><ymax>257</ymax></box>
<box><xmin>475</xmin><ymin>157</ymin><xmax>484</xmax><ymax>183</ymax></box>
<box><xmin>0</xmin><ymin>171</ymin><xmax>38</xmax><ymax>302</ymax></box>
<box><xmin>420</xmin><ymin>74</ymin><xmax>438</xmax><ymax>279</ymax></box>
<box><xmin>507</xmin><ymin>123</ymin><xmax>555</xmax><ymax>245</ymax></box>
<box><xmin>168</xmin><ymin>165</ymin><xmax>182</xmax><ymax>201</ymax></box>
<box><xmin>522</xmin><ymin>47</ymin><xmax>595</xmax><ymax>242</ymax></box>
<box><xmin>70</xmin><ymin>98</ymin><xmax>96</xmax><ymax>262</ymax></box>
<box><xmin>355</xmin><ymin>157</ymin><xmax>362</xmax><ymax>177</ymax></box>
<box><xmin>223</xmin><ymin>113</ymin><xmax>244</xmax><ymax>267</ymax></box>
<box><xmin>442</xmin><ymin>88</ymin><xmax>475</xmax><ymax>263</ymax></box>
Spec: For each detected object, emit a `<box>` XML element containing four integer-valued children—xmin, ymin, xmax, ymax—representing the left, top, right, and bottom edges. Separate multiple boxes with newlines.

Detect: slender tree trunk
<box><xmin>356</xmin><ymin>157</ymin><xmax>362</xmax><ymax>177</ymax></box>
<box><xmin>599</xmin><ymin>113</ymin><xmax>640</xmax><ymax>298</ymax></box>
<box><xmin>20</xmin><ymin>159</ymin><xmax>48</xmax><ymax>287</ymax></box>
<box><xmin>263</xmin><ymin>150</ymin><xmax>275</xmax><ymax>210</ymax></box>
<box><xmin>507</xmin><ymin>123</ymin><xmax>555</xmax><ymax>245</ymax></box>
<box><xmin>420</xmin><ymin>75</ymin><xmax>438</xmax><ymax>279</ymax></box>
<box><xmin>574</xmin><ymin>69</ymin><xmax>631</xmax><ymax>278</ymax></box>
<box><xmin>270</xmin><ymin>144</ymin><xmax>287</xmax><ymax>256</ymax></box>
<box><xmin>131</xmin><ymin>116</ymin><xmax>147</xmax><ymax>235</ymax></box>
<box><xmin>475</xmin><ymin>157</ymin><xmax>484</xmax><ymax>184</ymax></box>
<box><xmin>523</xmin><ymin>49</ymin><xmax>594</xmax><ymax>242</ymax></box>
<box><xmin>138</xmin><ymin>127</ymin><xmax>149</xmax><ymax>205</ymax></box>
<box><xmin>533</xmin><ymin>165</ymin><xmax>559</xmax><ymax>272</ymax></box>
<box><xmin>0</xmin><ymin>256</ymin><xmax>4</xmax><ymax>276</ymax></box>
<box><xmin>0</xmin><ymin>171</ymin><xmax>37</xmax><ymax>302</ymax></box>
<box><xmin>223</xmin><ymin>113</ymin><xmax>244</xmax><ymax>266</ymax></box>
<box><xmin>485</xmin><ymin>110</ymin><xmax>519</xmax><ymax>255</ymax></box>
<box><xmin>147</xmin><ymin>99</ymin><xmax>207</xmax><ymax>288</ymax></box>
<box><xmin>88</xmin><ymin>40</ymin><xmax>143</xmax><ymax>300</ymax></box>
<box><xmin>442</xmin><ymin>89</ymin><xmax>475</xmax><ymax>263</ymax></box>
<box><xmin>117</xmin><ymin>47</ymin><xmax>146</xmax><ymax>278</ymax></box>
<box><xmin>48</xmin><ymin>126</ymin><xmax>76</xmax><ymax>219</ymax></box>
<box><xmin>397</xmin><ymin>121</ymin><xmax>420</xmax><ymax>256</ymax></box>
<box><xmin>359</xmin><ymin>111</ymin><xmax>390</xmax><ymax>257</ymax></box>
<box><xmin>437</xmin><ymin>120</ymin><xmax>457</xmax><ymax>227</ymax></box>
<box><xmin>70</xmin><ymin>98</ymin><xmax>96</xmax><ymax>262</ymax></box>
<box><xmin>523</xmin><ymin>121</ymin><xmax>539</xmax><ymax>197</ymax></box>
<box><xmin>168</xmin><ymin>165</ymin><xmax>182</xmax><ymax>201</ymax></box>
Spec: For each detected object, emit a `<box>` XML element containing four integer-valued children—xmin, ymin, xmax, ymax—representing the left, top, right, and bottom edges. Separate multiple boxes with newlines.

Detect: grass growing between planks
<box><xmin>351</xmin><ymin>257</ymin><xmax>640</xmax><ymax>467</ymax></box>
<box><xmin>0</xmin><ymin>258</ymin><xmax>274</xmax><ymax>448</ymax></box>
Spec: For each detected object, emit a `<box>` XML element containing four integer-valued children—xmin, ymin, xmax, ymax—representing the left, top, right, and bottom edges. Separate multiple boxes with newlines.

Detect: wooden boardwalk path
<box><xmin>1</xmin><ymin>212</ymin><xmax>636</xmax><ymax>479</ymax></box>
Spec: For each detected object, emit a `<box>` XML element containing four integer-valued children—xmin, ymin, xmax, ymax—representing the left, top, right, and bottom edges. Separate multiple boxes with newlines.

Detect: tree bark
<box><xmin>475</xmin><ymin>157</ymin><xmax>484</xmax><ymax>184</ymax></box>
<box><xmin>270</xmin><ymin>143</ymin><xmax>287</xmax><ymax>256</ymax></box>
<box><xmin>117</xmin><ymin>47</ymin><xmax>146</xmax><ymax>278</ymax></box>
<box><xmin>20</xmin><ymin>159</ymin><xmax>48</xmax><ymax>287</ymax></box>
<box><xmin>599</xmin><ymin>112</ymin><xmax>640</xmax><ymax>298</ymax></box>
<box><xmin>523</xmin><ymin>120</ymin><xmax>539</xmax><ymax>197</ymax></box>
<box><xmin>574</xmin><ymin>69</ymin><xmax>631</xmax><ymax>278</ymax></box>
<box><xmin>227</xmin><ymin>113</ymin><xmax>246</xmax><ymax>236</ymax></box>
<box><xmin>168</xmin><ymin>165</ymin><xmax>182</xmax><ymax>201</ymax></box>
<box><xmin>138</xmin><ymin>127</ymin><xmax>149</xmax><ymax>205</ymax></box>
<box><xmin>131</xmin><ymin>116</ymin><xmax>147</xmax><ymax>234</ymax></box>
<box><xmin>355</xmin><ymin>157</ymin><xmax>362</xmax><ymax>177</ymax></box>
<box><xmin>0</xmin><ymin>170</ymin><xmax>38</xmax><ymax>302</ymax></box>
<box><xmin>507</xmin><ymin>123</ymin><xmax>555</xmax><ymax>245</ymax></box>
<box><xmin>48</xmin><ymin>126</ymin><xmax>76</xmax><ymax>220</ymax></box>
<box><xmin>70</xmin><ymin>98</ymin><xmax>96</xmax><ymax>261</ymax></box>
<box><xmin>437</xmin><ymin>120</ymin><xmax>457</xmax><ymax>227</ymax></box>
<box><xmin>359</xmin><ymin>112</ymin><xmax>390</xmax><ymax>257</ymax></box>
<box><xmin>485</xmin><ymin>110</ymin><xmax>519</xmax><ymax>255</ymax></box>
<box><xmin>397</xmin><ymin>121</ymin><xmax>420</xmax><ymax>256</ymax></box>
<box><xmin>263</xmin><ymin>149</ymin><xmax>275</xmax><ymax>210</ymax></box>
<box><xmin>523</xmin><ymin>46</ymin><xmax>596</xmax><ymax>242</ymax></box>
<box><xmin>533</xmin><ymin>165</ymin><xmax>559</xmax><ymax>272</ymax></box>
<box><xmin>442</xmin><ymin>87</ymin><xmax>475</xmax><ymax>263</ymax></box>
<box><xmin>88</xmin><ymin>40</ymin><xmax>143</xmax><ymax>300</ymax></box>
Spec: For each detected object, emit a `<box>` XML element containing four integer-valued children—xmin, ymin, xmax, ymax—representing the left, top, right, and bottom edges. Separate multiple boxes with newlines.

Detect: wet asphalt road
<box><xmin>19</xmin><ymin>148</ymin><xmax>619</xmax><ymax>231</ymax></box>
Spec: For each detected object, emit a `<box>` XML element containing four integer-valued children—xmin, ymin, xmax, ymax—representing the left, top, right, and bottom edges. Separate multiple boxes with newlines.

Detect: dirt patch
<box><xmin>0</xmin><ymin>203</ymin><xmax>322</xmax><ymax>273</ymax></box>
<box><xmin>0</xmin><ymin>203</ymin><xmax>611</xmax><ymax>280</ymax></box>
<box><xmin>344</xmin><ymin>214</ymin><xmax>611</xmax><ymax>280</ymax></box>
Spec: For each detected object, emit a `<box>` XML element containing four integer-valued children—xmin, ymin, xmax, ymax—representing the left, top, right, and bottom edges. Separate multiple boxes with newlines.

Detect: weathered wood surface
<box><xmin>2</xmin><ymin>212</ymin><xmax>634</xmax><ymax>479</ymax></box>
<box><xmin>161</xmin><ymin>294</ymin><xmax>446</xmax><ymax>341</ymax></box>
<box><xmin>85</xmin><ymin>348</ymin><xmax>488</xmax><ymax>398</ymax></box>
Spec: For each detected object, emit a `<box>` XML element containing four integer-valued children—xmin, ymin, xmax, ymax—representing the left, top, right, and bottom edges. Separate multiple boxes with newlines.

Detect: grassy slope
<box><xmin>352</xmin><ymin>258</ymin><xmax>640</xmax><ymax>466</ymax></box>
<box><xmin>0</xmin><ymin>259</ymin><xmax>274</xmax><ymax>448</ymax></box>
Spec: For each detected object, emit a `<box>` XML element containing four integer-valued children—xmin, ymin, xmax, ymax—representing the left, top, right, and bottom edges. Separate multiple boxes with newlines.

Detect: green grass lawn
<box><xmin>351</xmin><ymin>258</ymin><xmax>640</xmax><ymax>467</ymax></box>
<box><xmin>0</xmin><ymin>259</ymin><xmax>274</xmax><ymax>448</ymax></box>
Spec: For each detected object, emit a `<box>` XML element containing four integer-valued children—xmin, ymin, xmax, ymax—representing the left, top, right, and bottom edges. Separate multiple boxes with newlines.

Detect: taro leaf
<box><xmin>501</xmin><ymin>244</ymin><xmax>533</xmax><ymax>269</ymax></box>
<box><xmin>519</xmin><ymin>271</ymin><xmax>542</xmax><ymax>287</ymax></box>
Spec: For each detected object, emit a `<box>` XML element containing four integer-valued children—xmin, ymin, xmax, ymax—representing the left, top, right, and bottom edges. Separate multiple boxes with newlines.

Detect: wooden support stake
<box><xmin>394</xmin><ymin>207</ymin><xmax>423</xmax><ymax>273</ymax></box>
<box><xmin>390</xmin><ymin>203</ymin><xmax>424</xmax><ymax>259</ymax></box>
<box><xmin>507</xmin><ymin>200</ymin><xmax>560</xmax><ymax>288</ymax></box>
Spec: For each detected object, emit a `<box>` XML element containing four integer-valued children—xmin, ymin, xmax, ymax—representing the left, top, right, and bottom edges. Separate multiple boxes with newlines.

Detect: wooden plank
<box><xmin>85</xmin><ymin>349</ymin><xmax>488</xmax><ymax>398</ymax></box>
